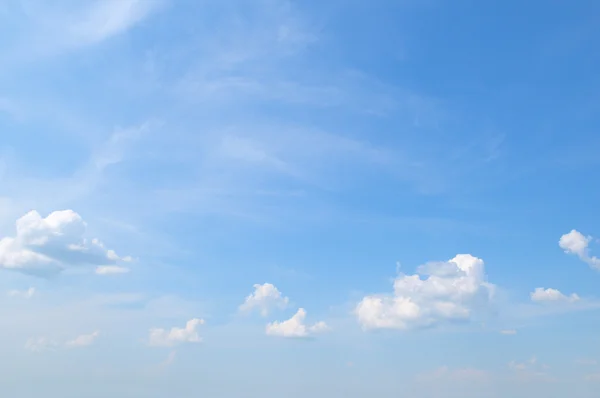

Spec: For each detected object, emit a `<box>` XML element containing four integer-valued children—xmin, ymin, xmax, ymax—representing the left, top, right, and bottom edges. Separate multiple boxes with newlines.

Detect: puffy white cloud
<box><xmin>266</xmin><ymin>308</ymin><xmax>329</xmax><ymax>338</ymax></box>
<box><xmin>239</xmin><ymin>283</ymin><xmax>289</xmax><ymax>316</ymax></box>
<box><xmin>559</xmin><ymin>230</ymin><xmax>600</xmax><ymax>270</ymax></box>
<box><xmin>0</xmin><ymin>210</ymin><xmax>129</xmax><ymax>276</ymax></box>
<box><xmin>355</xmin><ymin>254</ymin><xmax>495</xmax><ymax>330</ymax></box>
<box><xmin>7</xmin><ymin>287</ymin><xmax>35</xmax><ymax>299</ymax></box>
<box><xmin>148</xmin><ymin>318</ymin><xmax>204</xmax><ymax>347</ymax></box>
<box><xmin>65</xmin><ymin>331</ymin><xmax>100</xmax><ymax>348</ymax></box>
<box><xmin>530</xmin><ymin>288</ymin><xmax>580</xmax><ymax>304</ymax></box>
<box><xmin>95</xmin><ymin>265</ymin><xmax>130</xmax><ymax>275</ymax></box>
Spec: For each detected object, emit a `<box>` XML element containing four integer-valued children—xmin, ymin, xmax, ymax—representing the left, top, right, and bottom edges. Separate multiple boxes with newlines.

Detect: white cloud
<box><xmin>265</xmin><ymin>308</ymin><xmax>329</xmax><ymax>338</ymax></box>
<box><xmin>0</xmin><ymin>210</ymin><xmax>129</xmax><ymax>276</ymax></box>
<box><xmin>559</xmin><ymin>229</ymin><xmax>600</xmax><ymax>270</ymax></box>
<box><xmin>67</xmin><ymin>0</ymin><xmax>163</xmax><ymax>48</ymax></box>
<box><xmin>7</xmin><ymin>287</ymin><xmax>35</xmax><ymax>299</ymax></box>
<box><xmin>500</xmin><ymin>329</ymin><xmax>517</xmax><ymax>335</ymax></box>
<box><xmin>530</xmin><ymin>288</ymin><xmax>580</xmax><ymax>304</ymax></box>
<box><xmin>239</xmin><ymin>283</ymin><xmax>289</xmax><ymax>316</ymax></box>
<box><xmin>148</xmin><ymin>318</ymin><xmax>204</xmax><ymax>347</ymax></box>
<box><xmin>10</xmin><ymin>0</ymin><xmax>163</xmax><ymax>59</ymax></box>
<box><xmin>65</xmin><ymin>331</ymin><xmax>100</xmax><ymax>348</ymax></box>
<box><xmin>355</xmin><ymin>254</ymin><xmax>495</xmax><ymax>330</ymax></box>
<box><xmin>95</xmin><ymin>265</ymin><xmax>130</xmax><ymax>275</ymax></box>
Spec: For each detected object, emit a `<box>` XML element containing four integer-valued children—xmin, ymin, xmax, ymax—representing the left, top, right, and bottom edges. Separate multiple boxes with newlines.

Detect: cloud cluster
<box><xmin>266</xmin><ymin>308</ymin><xmax>329</xmax><ymax>338</ymax></box>
<box><xmin>240</xmin><ymin>283</ymin><xmax>329</xmax><ymax>338</ymax></box>
<box><xmin>0</xmin><ymin>210</ymin><xmax>129</xmax><ymax>276</ymax></box>
<box><xmin>559</xmin><ymin>229</ymin><xmax>600</xmax><ymax>270</ymax></box>
<box><xmin>148</xmin><ymin>318</ymin><xmax>204</xmax><ymax>347</ymax></box>
<box><xmin>355</xmin><ymin>254</ymin><xmax>495</xmax><ymax>330</ymax></box>
<box><xmin>239</xmin><ymin>283</ymin><xmax>289</xmax><ymax>316</ymax></box>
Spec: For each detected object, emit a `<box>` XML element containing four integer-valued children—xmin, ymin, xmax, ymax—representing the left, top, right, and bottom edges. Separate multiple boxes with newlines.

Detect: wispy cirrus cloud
<box><xmin>2</xmin><ymin>0</ymin><xmax>164</xmax><ymax>61</ymax></box>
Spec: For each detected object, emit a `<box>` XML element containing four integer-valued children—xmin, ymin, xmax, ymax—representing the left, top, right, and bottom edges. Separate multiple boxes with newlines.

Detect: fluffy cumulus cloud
<box><xmin>239</xmin><ymin>283</ymin><xmax>289</xmax><ymax>316</ymax></box>
<box><xmin>355</xmin><ymin>254</ymin><xmax>495</xmax><ymax>330</ymax></box>
<box><xmin>148</xmin><ymin>318</ymin><xmax>204</xmax><ymax>347</ymax></box>
<box><xmin>0</xmin><ymin>210</ymin><xmax>129</xmax><ymax>276</ymax></box>
<box><xmin>559</xmin><ymin>230</ymin><xmax>600</xmax><ymax>270</ymax></box>
<box><xmin>530</xmin><ymin>287</ymin><xmax>580</xmax><ymax>304</ymax></box>
<box><xmin>266</xmin><ymin>308</ymin><xmax>329</xmax><ymax>338</ymax></box>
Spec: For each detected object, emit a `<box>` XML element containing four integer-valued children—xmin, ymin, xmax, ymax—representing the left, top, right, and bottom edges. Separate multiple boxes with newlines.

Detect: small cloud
<box><xmin>530</xmin><ymin>288</ymin><xmax>580</xmax><ymax>304</ymax></box>
<box><xmin>559</xmin><ymin>230</ymin><xmax>600</xmax><ymax>270</ymax></box>
<box><xmin>148</xmin><ymin>318</ymin><xmax>204</xmax><ymax>347</ymax></box>
<box><xmin>239</xmin><ymin>283</ymin><xmax>289</xmax><ymax>317</ymax></box>
<box><xmin>25</xmin><ymin>337</ymin><xmax>59</xmax><ymax>352</ymax></box>
<box><xmin>266</xmin><ymin>308</ymin><xmax>329</xmax><ymax>338</ymax></box>
<box><xmin>65</xmin><ymin>331</ymin><xmax>100</xmax><ymax>348</ymax></box>
<box><xmin>95</xmin><ymin>265</ymin><xmax>130</xmax><ymax>275</ymax></box>
<box><xmin>27</xmin><ymin>331</ymin><xmax>101</xmax><ymax>351</ymax></box>
<box><xmin>7</xmin><ymin>287</ymin><xmax>35</xmax><ymax>299</ymax></box>
<box><xmin>500</xmin><ymin>329</ymin><xmax>517</xmax><ymax>335</ymax></box>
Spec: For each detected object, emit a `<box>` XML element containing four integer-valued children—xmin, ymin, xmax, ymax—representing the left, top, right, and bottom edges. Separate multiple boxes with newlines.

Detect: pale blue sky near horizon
<box><xmin>1</xmin><ymin>0</ymin><xmax>600</xmax><ymax>397</ymax></box>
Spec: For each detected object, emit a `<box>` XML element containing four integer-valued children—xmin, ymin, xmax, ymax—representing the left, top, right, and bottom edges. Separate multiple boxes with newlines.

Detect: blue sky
<box><xmin>1</xmin><ymin>0</ymin><xmax>600</xmax><ymax>397</ymax></box>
